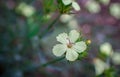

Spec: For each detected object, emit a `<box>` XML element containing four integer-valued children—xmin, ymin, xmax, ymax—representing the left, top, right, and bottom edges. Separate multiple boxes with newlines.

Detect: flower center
<box><xmin>66</xmin><ymin>38</ymin><xmax>73</xmax><ymax>48</ymax></box>
<box><xmin>67</xmin><ymin>43</ymin><xmax>73</xmax><ymax>48</ymax></box>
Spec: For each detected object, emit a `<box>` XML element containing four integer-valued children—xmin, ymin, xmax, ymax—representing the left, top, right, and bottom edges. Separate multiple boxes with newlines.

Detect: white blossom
<box><xmin>52</xmin><ymin>30</ymin><xmax>87</xmax><ymax>61</ymax></box>
<box><xmin>62</xmin><ymin>0</ymin><xmax>80</xmax><ymax>11</ymax></box>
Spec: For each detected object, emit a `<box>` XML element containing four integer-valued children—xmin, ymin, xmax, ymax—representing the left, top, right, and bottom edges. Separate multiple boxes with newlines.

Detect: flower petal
<box><xmin>73</xmin><ymin>41</ymin><xmax>87</xmax><ymax>53</ymax></box>
<box><xmin>72</xmin><ymin>1</ymin><xmax>80</xmax><ymax>11</ymax></box>
<box><xmin>53</xmin><ymin>44</ymin><xmax>67</xmax><ymax>56</ymax></box>
<box><xmin>66</xmin><ymin>49</ymin><xmax>78</xmax><ymax>61</ymax></box>
<box><xmin>69</xmin><ymin>30</ymin><xmax>79</xmax><ymax>43</ymax></box>
<box><xmin>62</xmin><ymin>0</ymin><xmax>72</xmax><ymax>5</ymax></box>
<box><xmin>56</xmin><ymin>33</ymin><xmax>68</xmax><ymax>44</ymax></box>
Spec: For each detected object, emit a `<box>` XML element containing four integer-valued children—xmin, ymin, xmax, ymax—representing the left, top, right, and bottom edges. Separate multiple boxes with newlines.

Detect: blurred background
<box><xmin>0</xmin><ymin>0</ymin><xmax>120</xmax><ymax>77</ymax></box>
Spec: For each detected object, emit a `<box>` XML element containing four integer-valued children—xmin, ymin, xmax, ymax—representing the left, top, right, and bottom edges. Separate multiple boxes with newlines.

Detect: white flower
<box><xmin>52</xmin><ymin>30</ymin><xmax>87</xmax><ymax>61</ymax></box>
<box><xmin>62</xmin><ymin>0</ymin><xmax>80</xmax><ymax>11</ymax></box>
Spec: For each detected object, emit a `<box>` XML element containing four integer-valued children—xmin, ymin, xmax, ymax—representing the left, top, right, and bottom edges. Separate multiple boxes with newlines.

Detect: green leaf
<box><xmin>78</xmin><ymin>51</ymin><xmax>88</xmax><ymax>60</ymax></box>
<box><xmin>27</xmin><ymin>19</ymin><xmax>40</xmax><ymax>38</ymax></box>
<box><xmin>28</xmin><ymin>24</ymin><xmax>39</xmax><ymax>38</ymax></box>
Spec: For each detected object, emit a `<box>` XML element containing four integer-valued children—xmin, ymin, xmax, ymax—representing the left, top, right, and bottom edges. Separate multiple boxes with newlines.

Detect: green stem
<box><xmin>22</xmin><ymin>56</ymin><xmax>65</xmax><ymax>72</ymax></box>
<box><xmin>39</xmin><ymin>14</ymin><xmax>61</xmax><ymax>38</ymax></box>
<box><xmin>40</xmin><ymin>56</ymin><xmax>65</xmax><ymax>68</ymax></box>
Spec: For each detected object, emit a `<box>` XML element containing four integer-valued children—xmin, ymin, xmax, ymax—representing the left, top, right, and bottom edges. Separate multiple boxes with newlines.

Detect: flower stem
<box><xmin>39</xmin><ymin>14</ymin><xmax>61</xmax><ymax>38</ymax></box>
<box><xmin>22</xmin><ymin>56</ymin><xmax>65</xmax><ymax>72</ymax></box>
<box><xmin>40</xmin><ymin>56</ymin><xmax>65</xmax><ymax>68</ymax></box>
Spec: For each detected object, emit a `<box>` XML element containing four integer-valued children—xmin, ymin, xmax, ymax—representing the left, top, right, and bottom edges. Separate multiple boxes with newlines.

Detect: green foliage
<box><xmin>27</xmin><ymin>18</ymin><xmax>40</xmax><ymax>38</ymax></box>
<box><xmin>78</xmin><ymin>51</ymin><xmax>88</xmax><ymax>60</ymax></box>
<box><xmin>57</xmin><ymin>0</ymin><xmax>72</xmax><ymax>13</ymax></box>
<box><xmin>43</xmin><ymin>0</ymin><xmax>56</xmax><ymax>14</ymax></box>
<box><xmin>96</xmin><ymin>68</ymin><xmax>117</xmax><ymax>77</ymax></box>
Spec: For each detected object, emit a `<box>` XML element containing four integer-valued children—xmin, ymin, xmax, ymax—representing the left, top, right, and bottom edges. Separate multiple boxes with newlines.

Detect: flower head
<box><xmin>52</xmin><ymin>30</ymin><xmax>87</xmax><ymax>61</ymax></box>
<box><xmin>62</xmin><ymin>0</ymin><xmax>80</xmax><ymax>11</ymax></box>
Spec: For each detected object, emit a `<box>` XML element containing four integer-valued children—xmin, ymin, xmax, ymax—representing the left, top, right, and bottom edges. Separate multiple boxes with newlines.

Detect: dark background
<box><xmin>0</xmin><ymin>0</ymin><xmax>120</xmax><ymax>77</ymax></box>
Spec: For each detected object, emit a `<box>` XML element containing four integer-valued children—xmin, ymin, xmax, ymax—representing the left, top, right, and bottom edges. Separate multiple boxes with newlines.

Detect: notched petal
<box><xmin>72</xmin><ymin>1</ymin><xmax>80</xmax><ymax>11</ymax></box>
<box><xmin>73</xmin><ymin>41</ymin><xmax>87</xmax><ymax>53</ymax></box>
<box><xmin>62</xmin><ymin>0</ymin><xmax>72</xmax><ymax>5</ymax></box>
<box><xmin>66</xmin><ymin>49</ymin><xmax>78</xmax><ymax>61</ymax></box>
<box><xmin>53</xmin><ymin>44</ymin><xmax>67</xmax><ymax>56</ymax></box>
<box><xmin>56</xmin><ymin>33</ymin><xmax>68</xmax><ymax>44</ymax></box>
<box><xmin>69</xmin><ymin>30</ymin><xmax>80</xmax><ymax>43</ymax></box>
